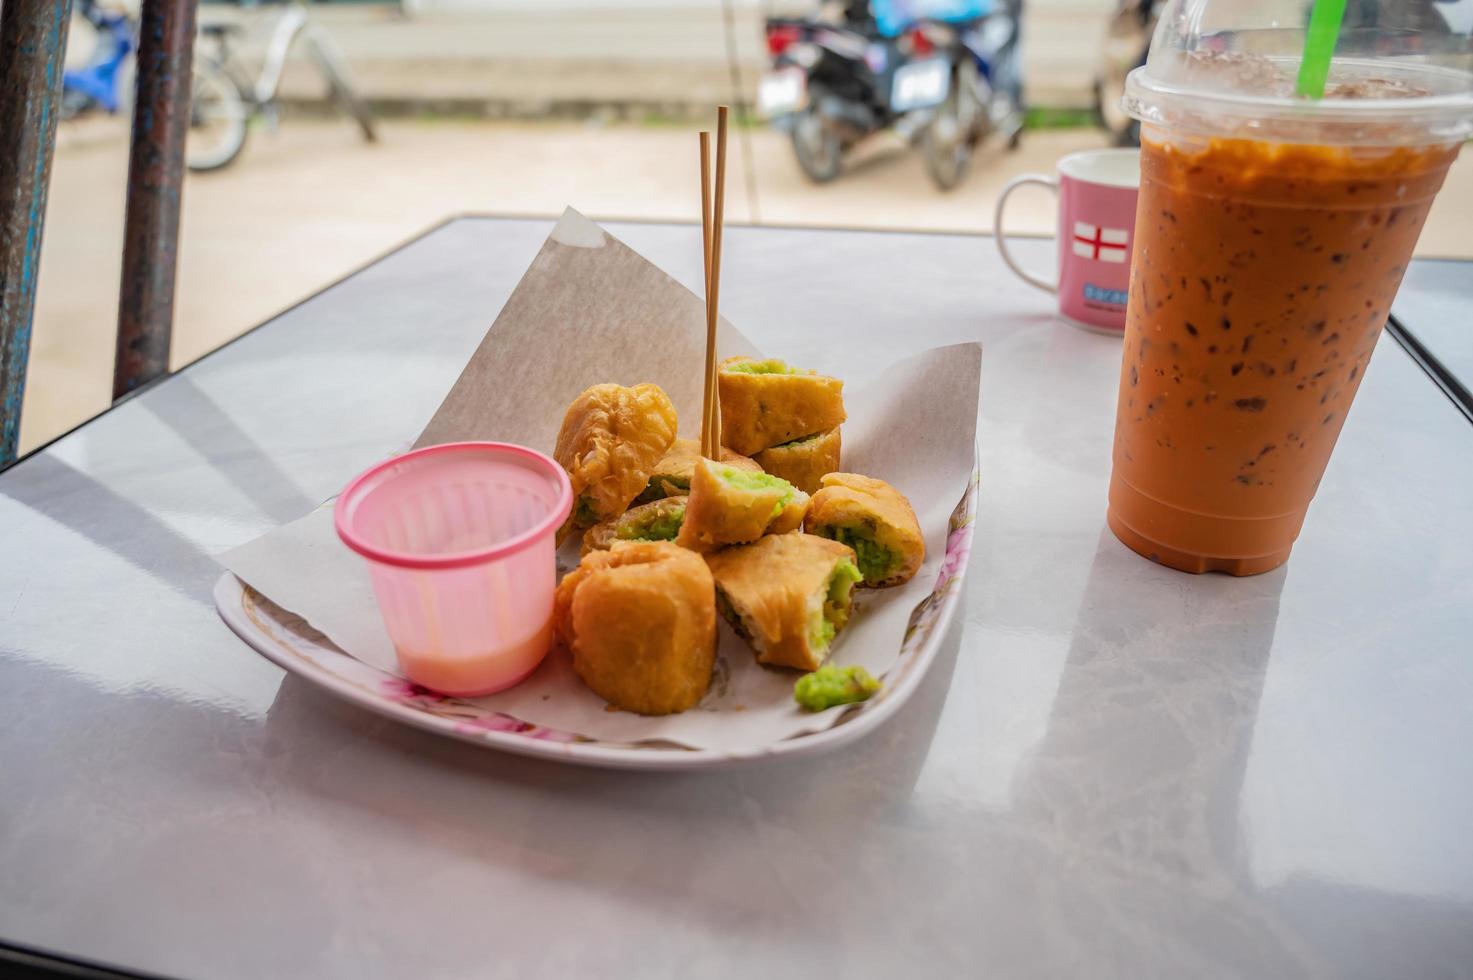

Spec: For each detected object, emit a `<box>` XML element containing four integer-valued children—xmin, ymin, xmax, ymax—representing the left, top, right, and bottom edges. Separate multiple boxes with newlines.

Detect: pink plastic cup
<box><xmin>334</xmin><ymin>442</ymin><xmax>572</xmax><ymax>697</ymax></box>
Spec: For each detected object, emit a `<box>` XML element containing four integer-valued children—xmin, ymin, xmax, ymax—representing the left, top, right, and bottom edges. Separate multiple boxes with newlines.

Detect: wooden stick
<box><xmin>699</xmin><ymin>130</ymin><xmax>715</xmax><ymax>458</ymax></box>
<box><xmin>708</xmin><ymin>105</ymin><xmax>729</xmax><ymax>456</ymax></box>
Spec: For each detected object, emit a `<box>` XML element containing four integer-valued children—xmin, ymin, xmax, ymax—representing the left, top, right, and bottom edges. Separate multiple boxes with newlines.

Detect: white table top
<box><xmin>1392</xmin><ymin>258</ymin><xmax>1473</xmax><ymax>418</ymax></box>
<box><xmin>3</xmin><ymin>218</ymin><xmax>1471</xmax><ymax>979</ymax></box>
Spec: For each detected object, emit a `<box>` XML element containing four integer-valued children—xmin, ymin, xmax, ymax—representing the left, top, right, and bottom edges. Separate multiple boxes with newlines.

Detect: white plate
<box><xmin>215</xmin><ymin>467</ymin><xmax>976</xmax><ymax>771</ymax></box>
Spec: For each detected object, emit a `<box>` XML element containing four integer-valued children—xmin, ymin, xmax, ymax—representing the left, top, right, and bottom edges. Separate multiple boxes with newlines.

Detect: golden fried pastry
<box><xmin>553</xmin><ymin>383</ymin><xmax>678</xmax><ymax>528</ymax></box>
<box><xmin>804</xmin><ymin>472</ymin><xmax>924</xmax><ymax>587</ymax></box>
<box><xmin>675</xmin><ymin>457</ymin><xmax>809</xmax><ymax>553</ymax></box>
<box><xmin>554</xmin><ymin>541</ymin><xmax>716</xmax><ymax>715</ymax></box>
<box><xmin>718</xmin><ymin>357</ymin><xmax>846</xmax><ymax>456</ymax></box>
<box><xmin>753</xmin><ymin>427</ymin><xmax>842</xmax><ymax>495</ymax></box>
<box><xmin>706</xmin><ymin>533</ymin><xmax>862</xmax><ymax>672</ymax></box>
<box><xmin>581</xmin><ymin>496</ymin><xmax>688</xmax><ymax>556</ymax></box>
<box><xmin>635</xmin><ymin>438</ymin><xmax>762</xmax><ymax>504</ymax></box>
<box><xmin>768</xmin><ymin>493</ymin><xmax>808</xmax><ymax>535</ymax></box>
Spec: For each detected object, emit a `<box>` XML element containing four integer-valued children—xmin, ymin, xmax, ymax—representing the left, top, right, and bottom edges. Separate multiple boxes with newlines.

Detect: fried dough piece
<box><xmin>718</xmin><ymin>357</ymin><xmax>845</xmax><ymax>456</ymax></box>
<box><xmin>706</xmin><ymin>533</ymin><xmax>862</xmax><ymax>672</ymax></box>
<box><xmin>581</xmin><ymin>496</ymin><xmax>688</xmax><ymax>555</ymax></box>
<box><xmin>635</xmin><ymin>438</ymin><xmax>762</xmax><ymax>504</ymax></box>
<box><xmin>553</xmin><ymin>383</ymin><xmax>678</xmax><ymax>528</ymax></box>
<box><xmin>803</xmin><ymin>472</ymin><xmax>924</xmax><ymax>587</ymax></box>
<box><xmin>675</xmin><ymin>458</ymin><xmax>809</xmax><ymax>553</ymax></box>
<box><xmin>753</xmin><ymin>427</ymin><xmax>842</xmax><ymax>494</ymax></box>
<box><xmin>554</xmin><ymin>541</ymin><xmax>716</xmax><ymax>715</ymax></box>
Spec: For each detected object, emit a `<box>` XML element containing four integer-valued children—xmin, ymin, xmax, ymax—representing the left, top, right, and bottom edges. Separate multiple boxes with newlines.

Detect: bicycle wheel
<box><xmin>305</xmin><ymin>33</ymin><xmax>378</xmax><ymax>143</ymax></box>
<box><xmin>186</xmin><ymin>59</ymin><xmax>249</xmax><ymax>173</ymax></box>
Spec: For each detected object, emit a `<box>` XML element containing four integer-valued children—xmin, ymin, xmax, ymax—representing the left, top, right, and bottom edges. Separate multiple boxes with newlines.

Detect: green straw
<box><xmin>1296</xmin><ymin>0</ymin><xmax>1348</xmax><ymax>99</ymax></box>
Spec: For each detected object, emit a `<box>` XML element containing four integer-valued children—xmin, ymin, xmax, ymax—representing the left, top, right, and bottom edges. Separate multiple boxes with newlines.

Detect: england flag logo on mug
<box><xmin>1072</xmin><ymin>222</ymin><xmax>1129</xmax><ymax>264</ymax></box>
<box><xmin>994</xmin><ymin>148</ymin><xmax>1141</xmax><ymax>333</ymax></box>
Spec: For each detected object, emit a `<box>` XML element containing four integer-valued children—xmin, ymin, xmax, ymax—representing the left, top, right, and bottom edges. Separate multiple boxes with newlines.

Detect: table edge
<box><xmin>6</xmin><ymin>216</ymin><xmax>1467</xmax><ymax>479</ymax></box>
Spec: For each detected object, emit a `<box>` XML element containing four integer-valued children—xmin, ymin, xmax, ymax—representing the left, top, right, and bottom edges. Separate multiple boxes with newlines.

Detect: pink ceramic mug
<box><xmin>993</xmin><ymin>148</ymin><xmax>1140</xmax><ymax>334</ymax></box>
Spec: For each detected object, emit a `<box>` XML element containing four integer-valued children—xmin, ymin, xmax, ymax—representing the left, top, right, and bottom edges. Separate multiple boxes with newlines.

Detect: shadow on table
<box><xmin>1013</xmin><ymin>528</ymin><xmax>1287</xmax><ymax>863</ymax></box>
<box><xmin>0</xmin><ymin>453</ymin><xmax>222</xmax><ymax>603</ymax></box>
<box><xmin>258</xmin><ymin>594</ymin><xmax>969</xmax><ymax>935</ymax></box>
<box><xmin>986</xmin><ymin>528</ymin><xmax>1302</xmax><ymax>972</ymax></box>
<box><xmin>140</xmin><ymin>375</ymin><xmax>318</xmax><ymax>525</ymax></box>
<box><xmin>1</xmin><ymin>375</ymin><xmax>315</xmax><ymax>604</ymax></box>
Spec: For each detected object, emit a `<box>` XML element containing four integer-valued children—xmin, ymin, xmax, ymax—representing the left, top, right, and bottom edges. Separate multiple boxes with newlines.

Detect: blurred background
<box><xmin>26</xmin><ymin>0</ymin><xmax>1473</xmax><ymax>455</ymax></box>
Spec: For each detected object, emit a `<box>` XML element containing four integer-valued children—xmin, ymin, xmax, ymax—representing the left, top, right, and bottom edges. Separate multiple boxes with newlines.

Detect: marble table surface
<box><xmin>2</xmin><ymin>218</ymin><xmax>1471</xmax><ymax>980</ymax></box>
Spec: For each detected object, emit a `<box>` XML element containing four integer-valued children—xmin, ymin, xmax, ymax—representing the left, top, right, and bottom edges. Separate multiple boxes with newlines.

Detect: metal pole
<box><xmin>0</xmin><ymin>0</ymin><xmax>74</xmax><ymax>466</ymax></box>
<box><xmin>114</xmin><ymin>0</ymin><xmax>198</xmax><ymax>401</ymax></box>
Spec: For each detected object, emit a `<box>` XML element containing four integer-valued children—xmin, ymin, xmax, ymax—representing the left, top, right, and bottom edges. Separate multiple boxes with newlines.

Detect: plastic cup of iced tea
<box><xmin>1106</xmin><ymin>0</ymin><xmax>1473</xmax><ymax>575</ymax></box>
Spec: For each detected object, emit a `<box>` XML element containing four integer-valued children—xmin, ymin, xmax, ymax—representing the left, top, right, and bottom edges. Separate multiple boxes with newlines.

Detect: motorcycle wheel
<box><xmin>791</xmin><ymin>107</ymin><xmax>842</xmax><ymax>185</ymax></box>
<box><xmin>923</xmin><ymin>79</ymin><xmax>972</xmax><ymax>192</ymax></box>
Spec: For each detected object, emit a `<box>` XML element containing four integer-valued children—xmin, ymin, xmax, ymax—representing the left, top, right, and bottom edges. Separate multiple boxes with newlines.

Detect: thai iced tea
<box><xmin>1107</xmin><ymin>131</ymin><xmax>1459</xmax><ymax>575</ymax></box>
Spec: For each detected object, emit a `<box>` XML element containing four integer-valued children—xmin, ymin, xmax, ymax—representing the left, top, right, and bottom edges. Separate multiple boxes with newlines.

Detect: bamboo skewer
<box><xmin>708</xmin><ymin>106</ymin><xmax>729</xmax><ymax>457</ymax></box>
<box><xmin>697</xmin><ymin>106</ymin><xmax>730</xmax><ymax>460</ymax></box>
<box><xmin>699</xmin><ymin>130</ymin><xmax>715</xmax><ymax>458</ymax></box>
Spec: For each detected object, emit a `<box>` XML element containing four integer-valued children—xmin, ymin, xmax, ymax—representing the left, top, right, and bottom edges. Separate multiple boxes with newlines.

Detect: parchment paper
<box><xmin>220</xmin><ymin>209</ymin><xmax>981</xmax><ymax>751</ymax></box>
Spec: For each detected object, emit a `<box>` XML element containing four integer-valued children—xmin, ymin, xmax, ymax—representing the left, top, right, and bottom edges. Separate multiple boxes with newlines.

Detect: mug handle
<box><xmin>994</xmin><ymin>174</ymin><xmax>1058</xmax><ymax>294</ymax></box>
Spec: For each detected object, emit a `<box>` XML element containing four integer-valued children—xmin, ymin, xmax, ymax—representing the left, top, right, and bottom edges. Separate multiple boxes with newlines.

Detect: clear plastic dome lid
<box><xmin>1125</xmin><ymin>0</ymin><xmax>1473</xmax><ymax>145</ymax></box>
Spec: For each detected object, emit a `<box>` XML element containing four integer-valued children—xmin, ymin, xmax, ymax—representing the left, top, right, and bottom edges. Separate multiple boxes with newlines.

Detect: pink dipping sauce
<box><xmin>335</xmin><ymin>442</ymin><xmax>572</xmax><ymax>697</ymax></box>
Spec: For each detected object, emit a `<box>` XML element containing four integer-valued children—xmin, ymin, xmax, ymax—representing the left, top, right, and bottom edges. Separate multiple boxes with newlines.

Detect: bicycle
<box><xmin>190</xmin><ymin>0</ymin><xmax>378</xmax><ymax>172</ymax></box>
<box><xmin>61</xmin><ymin>0</ymin><xmax>376</xmax><ymax>173</ymax></box>
<box><xmin>61</xmin><ymin>1</ymin><xmax>135</xmax><ymax>120</ymax></box>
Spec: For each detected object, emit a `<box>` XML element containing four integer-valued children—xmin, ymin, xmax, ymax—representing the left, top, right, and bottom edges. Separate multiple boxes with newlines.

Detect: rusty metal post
<box><xmin>114</xmin><ymin>0</ymin><xmax>198</xmax><ymax>401</ymax></box>
<box><xmin>0</xmin><ymin>0</ymin><xmax>74</xmax><ymax>466</ymax></box>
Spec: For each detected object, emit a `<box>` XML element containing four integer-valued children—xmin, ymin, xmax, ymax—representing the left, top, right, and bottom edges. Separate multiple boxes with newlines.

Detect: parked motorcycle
<box><xmin>760</xmin><ymin>0</ymin><xmax>1024</xmax><ymax>190</ymax></box>
<box><xmin>915</xmin><ymin>5</ymin><xmax>1025</xmax><ymax>190</ymax></box>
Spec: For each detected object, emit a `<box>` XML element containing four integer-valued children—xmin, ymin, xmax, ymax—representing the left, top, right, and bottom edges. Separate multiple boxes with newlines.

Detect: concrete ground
<box><xmin>207</xmin><ymin>0</ymin><xmax>1107</xmax><ymax>113</ymax></box>
<box><xmin>26</xmin><ymin>117</ymin><xmax>1473</xmax><ymax>456</ymax></box>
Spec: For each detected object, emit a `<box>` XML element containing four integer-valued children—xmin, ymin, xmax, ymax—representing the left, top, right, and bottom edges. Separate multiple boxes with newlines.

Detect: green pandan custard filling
<box><xmin>616</xmin><ymin>502</ymin><xmax>685</xmax><ymax>542</ymax></box>
<box><xmin>716</xmin><ymin>466</ymin><xmax>790</xmax><ymax>493</ymax></box>
<box><xmin>826</xmin><ymin>558</ymin><xmax>862</xmax><ymax>627</ymax></box>
<box><xmin>724</xmin><ymin>358</ymin><xmax>809</xmax><ymax>376</ymax></box>
<box><xmin>714</xmin><ymin>465</ymin><xmax>796</xmax><ymax>517</ymax></box>
<box><xmin>821</xmin><ymin>525</ymin><xmax>897</xmax><ymax>583</ymax></box>
<box><xmin>794</xmin><ymin>664</ymin><xmax>880</xmax><ymax>712</ymax></box>
<box><xmin>807</xmin><ymin>558</ymin><xmax>863</xmax><ymax>652</ymax></box>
